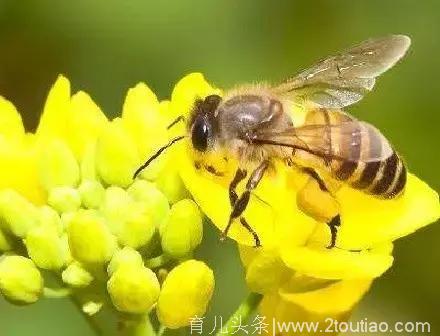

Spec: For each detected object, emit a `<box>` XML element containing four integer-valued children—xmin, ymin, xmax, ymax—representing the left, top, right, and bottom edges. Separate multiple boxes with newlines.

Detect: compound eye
<box><xmin>191</xmin><ymin>117</ymin><xmax>210</xmax><ymax>152</ymax></box>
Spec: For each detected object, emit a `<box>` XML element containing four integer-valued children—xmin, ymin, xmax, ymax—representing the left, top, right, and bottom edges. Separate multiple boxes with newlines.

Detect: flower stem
<box><xmin>69</xmin><ymin>293</ymin><xmax>104</xmax><ymax>335</ymax></box>
<box><xmin>145</xmin><ymin>254</ymin><xmax>171</xmax><ymax>269</ymax></box>
<box><xmin>215</xmin><ymin>292</ymin><xmax>263</xmax><ymax>336</ymax></box>
<box><xmin>118</xmin><ymin>313</ymin><xmax>155</xmax><ymax>336</ymax></box>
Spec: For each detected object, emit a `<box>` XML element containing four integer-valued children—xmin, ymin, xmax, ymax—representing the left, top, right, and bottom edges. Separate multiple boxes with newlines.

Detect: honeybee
<box><xmin>134</xmin><ymin>35</ymin><xmax>411</xmax><ymax>248</ymax></box>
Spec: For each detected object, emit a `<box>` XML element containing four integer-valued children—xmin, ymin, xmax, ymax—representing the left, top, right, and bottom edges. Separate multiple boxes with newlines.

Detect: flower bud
<box><xmin>0</xmin><ymin>256</ymin><xmax>43</xmax><ymax>304</ymax></box>
<box><xmin>107</xmin><ymin>247</ymin><xmax>144</xmax><ymax>276</ymax></box>
<box><xmin>95</xmin><ymin>119</ymin><xmax>139</xmax><ymax>188</ymax></box>
<box><xmin>0</xmin><ymin>189</ymin><xmax>39</xmax><ymax>238</ymax></box>
<box><xmin>107</xmin><ymin>264</ymin><xmax>160</xmax><ymax>314</ymax></box>
<box><xmin>157</xmin><ymin>260</ymin><xmax>214</xmax><ymax>328</ymax></box>
<box><xmin>67</xmin><ymin>210</ymin><xmax>117</xmax><ymax>265</ymax></box>
<box><xmin>48</xmin><ymin>187</ymin><xmax>81</xmax><ymax>214</ymax></box>
<box><xmin>100</xmin><ymin>186</ymin><xmax>133</xmax><ymax>234</ymax></box>
<box><xmin>78</xmin><ymin>180</ymin><xmax>105</xmax><ymax>209</ymax></box>
<box><xmin>25</xmin><ymin>225</ymin><xmax>69</xmax><ymax>270</ymax></box>
<box><xmin>116</xmin><ymin>202</ymin><xmax>156</xmax><ymax>249</ymax></box>
<box><xmin>38</xmin><ymin>140</ymin><xmax>80</xmax><ymax>191</ymax></box>
<box><xmin>38</xmin><ymin>206</ymin><xmax>63</xmax><ymax>235</ymax></box>
<box><xmin>160</xmin><ymin>199</ymin><xmax>203</xmax><ymax>258</ymax></box>
<box><xmin>62</xmin><ymin>262</ymin><xmax>94</xmax><ymax>288</ymax></box>
<box><xmin>127</xmin><ymin>180</ymin><xmax>169</xmax><ymax>227</ymax></box>
<box><xmin>155</xmin><ymin>168</ymin><xmax>188</xmax><ymax>204</ymax></box>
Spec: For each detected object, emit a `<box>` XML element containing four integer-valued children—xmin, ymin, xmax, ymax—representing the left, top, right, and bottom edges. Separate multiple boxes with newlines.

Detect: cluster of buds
<box><xmin>0</xmin><ymin>76</ymin><xmax>215</xmax><ymax>330</ymax></box>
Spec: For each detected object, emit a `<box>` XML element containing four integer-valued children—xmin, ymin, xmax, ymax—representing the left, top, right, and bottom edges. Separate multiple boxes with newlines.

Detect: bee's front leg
<box><xmin>221</xmin><ymin>161</ymin><xmax>269</xmax><ymax>247</ymax></box>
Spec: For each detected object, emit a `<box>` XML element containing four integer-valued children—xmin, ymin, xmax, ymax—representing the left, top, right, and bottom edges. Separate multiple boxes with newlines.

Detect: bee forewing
<box><xmin>257</xmin><ymin>121</ymin><xmax>394</xmax><ymax>163</ymax></box>
<box><xmin>275</xmin><ymin>35</ymin><xmax>411</xmax><ymax>108</ymax></box>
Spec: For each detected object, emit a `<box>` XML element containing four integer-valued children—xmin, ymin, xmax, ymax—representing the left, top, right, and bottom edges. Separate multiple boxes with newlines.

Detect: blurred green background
<box><xmin>0</xmin><ymin>1</ymin><xmax>439</xmax><ymax>335</ymax></box>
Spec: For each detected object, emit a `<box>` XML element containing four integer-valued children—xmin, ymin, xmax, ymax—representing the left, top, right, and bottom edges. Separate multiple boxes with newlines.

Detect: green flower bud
<box><xmin>127</xmin><ymin>180</ymin><xmax>170</xmax><ymax>227</ymax></box>
<box><xmin>62</xmin><ymin>262</ymin><xmax>94</xmax><ymax>288</ymax></box>
<box><xmin>79</xmin><ymin>180</ymin><xmax>105</xmax><ymax>209</ymax></box>
<box><xmin>38</xmin><ymin>206</ymin><xmax>63</xmax><ymax>235</ymax></box>
<box><xmin>25</xmin><ymin>225</ymin><xmax>69</xmax><ymax>270</ymax></box>
<box><xmin>107</xmin><ymin>264</ymin><xmax>160</xmax><ymax>314</ymax></box>
<box><xmin>107</xmin><ymin>247</ymin><xmax>144</xmax><ymax>276</ymax></box>
<box><xmin>157</xmin><ymin>260</ymin><xmax>214</xmax><ymax>328</ymax></box>
<box><xmin>82</xmin><ymin>301</ymin><xmax>103</xmax><ymax>316</ymax></box>
<box><xmin>0</xmin><ymin>189</ymin><xmax>39</xmax><ymax>238</ymax></box>
<box><xmin>0</xmin><ymin>229</ymin><xmax>12</xmax><ymax>252</ymax></box>
<box><xmin>160</xmin><ymin>199</ymin><xmax>203</xmax><ymax>258</ymax></box>
<box><xmin>38</xmin><ymin>139</ymin><xmax>80</xmax><ymax>191</ymax></box>
<box><xmin>0</xmin><ymin>256</ymin><xmax>43</xmax><ymax>304</ymax></box>
<box><xmin>95</xmin><ymin>119</ymin><xmax>139</xmax><ymax>188</ymax></box>
<box><xmin>67</xmin><ymin>210</ymin><xmax>117</xmax><ymax>265</ymax></box>
<box><xmin>48</xmin><ymin>187</ymin><xmax>81</xmax><ymax>214</ymax></box>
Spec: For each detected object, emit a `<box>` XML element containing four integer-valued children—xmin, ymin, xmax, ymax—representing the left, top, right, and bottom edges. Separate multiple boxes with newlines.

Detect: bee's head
<box><xmin>189</xmin><ymin>94</ymin><xmax>221</xmax><ymax>152</ymax></box>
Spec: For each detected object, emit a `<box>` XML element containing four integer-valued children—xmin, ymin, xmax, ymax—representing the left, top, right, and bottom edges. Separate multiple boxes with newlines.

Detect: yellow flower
<box><xmin>0</xmin><ymin>74</ymin><xmax>215</xmax><ymax>329</ymax></box>
<box><xmin>172</xmin><ymin>73</ymin><xmax>440</xmax><ymax>329</ymax></box>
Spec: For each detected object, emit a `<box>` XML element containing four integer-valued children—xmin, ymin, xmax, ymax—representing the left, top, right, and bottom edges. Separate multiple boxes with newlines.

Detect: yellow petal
<box><xmin>179</xmin><ymin>146</ymin><xmax>316</xmax><ymax>247</ymax></box>
<box><xmin>280</xmin><ymin>242</ymin><xmax>393</xmax><ymax>280</ymax></box>
<box><xmin>0</xmin><ymin>97</ymin><xmax>25</xmax><ymax>142</ymax></box>
<box><xmin>333</xmin><ymin>173</ymin><xmax>440</xmax><ymax>250</ymax></box>
<box><xmin>169</xmin><ymin>72</ymin><xmax>221</xmax><ymax>120</ymax></box>
<box><xmin>244</xmin><ymin>248</ymin><xmax>291</xmax><ymax>294</ymax></box>
<box><xmin>68</xmin><ymin>91</ymin><xmax>108</xmax><ymax>160</ymax></box>
<box><xmin>279</xmin><ymin>276</ymin><xmax>372</xmax><ymax>315</ymax></box>
<box><xmin>260</xmin><ymin>293</ymin><xmax>349</xmax><ymax>336</ymax></box>
<box><xmin>36</xmin><ymin>75</ymin><xmax>71</xmax><ymax>142</ymax></box>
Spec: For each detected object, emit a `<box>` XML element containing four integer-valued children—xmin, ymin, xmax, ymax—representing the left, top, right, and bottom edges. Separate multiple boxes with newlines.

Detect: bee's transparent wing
<box><xmin>274</xmin><ymin>35</ymin><xmax>411</xmax><ymax>108</ymax></box>
<box><xmin>254</xmin><ymin>121</ymin><xmax>393</xmax><ymax>163</ymax></box>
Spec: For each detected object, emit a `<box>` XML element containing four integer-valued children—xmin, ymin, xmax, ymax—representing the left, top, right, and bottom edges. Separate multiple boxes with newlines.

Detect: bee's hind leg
<box><xmin>221</xmin><ymin>161</ymin><xmax>269</xmax><ymax>247</ymax></box>
<box><xmin>297</xmin><ymin>167</ymin><xmax>342</xmax><ymax>250</ymax></box>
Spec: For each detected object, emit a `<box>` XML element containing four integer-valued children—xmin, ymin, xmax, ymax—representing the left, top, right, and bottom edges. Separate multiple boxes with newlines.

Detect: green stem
<box><xmin>215</xmin><ymin>292</ymin><xmax>263</xmax><ymax>336</ymax></box>
<box><xmin>118</xmin><ymin>314</ymin><xmax>155</xmax><ymax>336</ymax></box>
<box><xmin>51</xmin><ymin>274</ymin><xmax>104</xmax><ymax>336</ymax></box>
<box><xmin>69</xmin><ymin>293</ymin><xmax>104</xmax><ymax>336</ymax></box>
<box><xmin>157</xmin><ymin>325</ymin><xmax>166</xmax><ymax>336</ymax></box>
<box><xmin>145</xmin><ymin>254</ymin><xmax>171</xmax><ymax>269</ymax></box>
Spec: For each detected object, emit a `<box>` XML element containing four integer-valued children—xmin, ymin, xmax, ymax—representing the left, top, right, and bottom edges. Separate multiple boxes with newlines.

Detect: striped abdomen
<box><xmin>303</xmin><ymin>109</ymin><xmax>406</xmax><ymax>199</ymax></box>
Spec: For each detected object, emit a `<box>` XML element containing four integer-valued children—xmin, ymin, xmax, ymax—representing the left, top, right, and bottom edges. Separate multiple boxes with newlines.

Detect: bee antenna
<box><xmin>133</xmin><ymin>135</ymin><xmax>185</xmax><ymax>179</ymax></box>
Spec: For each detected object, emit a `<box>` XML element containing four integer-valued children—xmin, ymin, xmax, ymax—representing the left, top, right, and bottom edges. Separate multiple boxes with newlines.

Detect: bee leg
<box><xmin>327</xmin><ymin>215</ymin><xmax>341</xmax><ymax>249</ymax></box>
<box><xmin>298</xmin><ymin>167</ymin><xmax>342</xmax><ymax>249</ymax></box>
<box><xmin>240</xmin><ymin>218</ymin><xmax>261</xmax><ymax>247</ymax></box>
<box><xmin>221</xmin><ymin>161</ymin><xmax>269</xmax><ymax>244</ymax></box>
<box><xmin>229</xmin><ymin>168</ymin><xmax>247</xmax><ymax>206</ymax></box>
